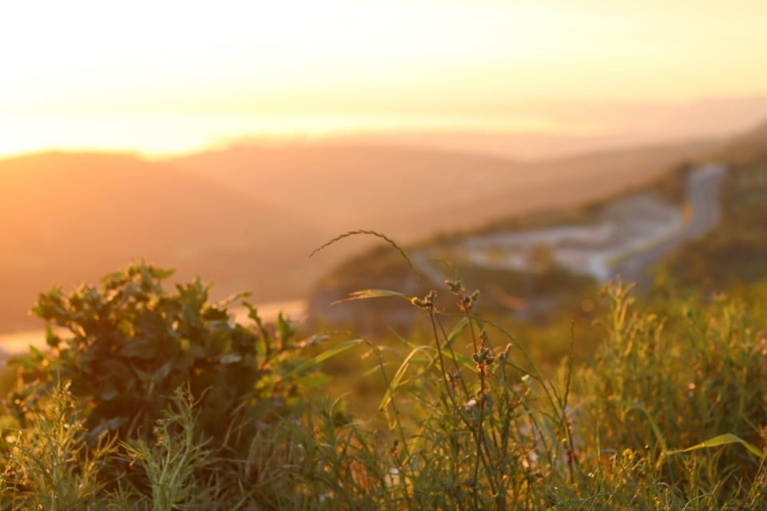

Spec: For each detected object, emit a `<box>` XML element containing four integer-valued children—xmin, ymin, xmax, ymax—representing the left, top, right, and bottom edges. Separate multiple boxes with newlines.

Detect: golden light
<box><xmin>2</xmin><ymin>0</ymin><xmax>767</xmax><ymax>157</ymax></box>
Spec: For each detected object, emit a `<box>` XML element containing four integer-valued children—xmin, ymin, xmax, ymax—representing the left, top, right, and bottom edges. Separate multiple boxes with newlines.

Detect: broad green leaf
<box><xmin>152</xmin><ymin>361</ymin><xmax>173</xmax><ymax>383</ymax></box>
<box><xmin>134</xmin><ymin>367</ymin><xmax>153</xmax><ymax>385</ymax></box>
<box><xmin>45</xmin><ymin>326</ymin><xmax>61</xmax><ymax>348</ymax></box>
<box><xmin>118</xmin><ymin>339</ymin><xmax>157</xmax><ymax>359</ymax></box>
<box><xmin>99</xmin><ymin>359</ymin><xmax>134</xmax><ymax>383</ymax></box>
<box><xmin>101</xmin><ymin>382</ymin><xmax>119</xmax><ymax>401</ymax></box>
<box><xmin>148</xmin><ymin>266</ymin><xmax>175</xmax><ymax>279</ymax></box>
<box><xmin>202</xmin><ymin>307</ymin><xmax>230</xmax><ymax>322</ymax></box>
<box><xmin>243</xmin><ymin>302</ymin><xmax>261</xmax><ymax>322</ymax></box>
<box><xmin>243</xmin><ymin>302</ymin><xmax>270</xmax><ymax>356</ymax></box>
<box><xmin>29</xmin><ymin>344</ymin><xmax>46</xmax><ymax>360</ymax></box>
<box><xmin>7</xmin><ymin>354</ymin><xmax>42</xmax><ymax>371</ymax></box>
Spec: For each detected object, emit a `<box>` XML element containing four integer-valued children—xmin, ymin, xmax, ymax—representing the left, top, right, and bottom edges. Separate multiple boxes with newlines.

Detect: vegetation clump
<box><xmin>0</xmin><ymin>253</ymin><xmax>765</xmax><ymax>509</ymax></box>
<box><xmin>3</xmin><ymin>262</ymin><xmax>337</xmax><ymax>509</ymax></box>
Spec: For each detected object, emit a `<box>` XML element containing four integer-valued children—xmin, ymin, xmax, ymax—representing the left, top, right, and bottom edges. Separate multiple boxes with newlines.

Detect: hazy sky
<box><xmin>3</xmin><ymin>0</ymin><xmax>767</xmax><ymax>157</ymax></box>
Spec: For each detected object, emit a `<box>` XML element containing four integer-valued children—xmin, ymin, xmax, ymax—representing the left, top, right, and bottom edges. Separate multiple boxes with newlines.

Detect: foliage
<box><xmin>2</xmin><ymin>262</ymin><xmax>356</xmax><ymax>507</ymax></box>
<box><xmin>578</xmin><ymin>280</ymin><xmax>767</xmax><ymax>499</ymax></box>
<box><xmin>0</xmin><ymin>382</ymin><xmax>311</xmax><ymax>510</ymax></box>
<box><xmin>293</xmin><ymin>231</ymin><xmax>767</xmax><ymax>509</ymax></box>
<box><xmin>287</xmin><ymin>277</ymin><xmax>767</xmax><ymax>509</ymax></box>
<box><xmin>0</xmin><ymin>251</ymin><xmax>767</xmax><ymax>508</ymax></box>
<box><xmin>9</xmin><ymin>263</ymin><xmax>315</xmax><ymax>446</ymax></box>
<box><xmin>0</xmin><ymin>381</ymin><xmax>112</xmax><ymax>510</ymax></box>
<box><xmin>295</xmin><ymin>281</ymin><xmax>578</xmax><ymax>509</ymax></box>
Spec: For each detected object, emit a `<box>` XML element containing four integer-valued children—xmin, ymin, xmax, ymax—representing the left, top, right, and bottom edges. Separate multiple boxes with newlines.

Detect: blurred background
<box><xmin>3</xmin><ymin>1</ymin><xmax>767</xmax><ymax>372</ymax></box>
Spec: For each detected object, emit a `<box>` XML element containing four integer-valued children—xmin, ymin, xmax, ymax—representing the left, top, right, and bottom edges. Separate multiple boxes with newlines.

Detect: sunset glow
<box><xmin>4</xmin><ymin>0</ymin><xmax>767</xmax><ymax>157</ymax></box>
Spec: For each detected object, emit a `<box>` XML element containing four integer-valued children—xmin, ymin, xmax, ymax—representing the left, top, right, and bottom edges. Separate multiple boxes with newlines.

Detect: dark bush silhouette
<box><xmin>9</xmin><ymin>262</ymin><xmax>311</xmax><ymax>450</ymax></box>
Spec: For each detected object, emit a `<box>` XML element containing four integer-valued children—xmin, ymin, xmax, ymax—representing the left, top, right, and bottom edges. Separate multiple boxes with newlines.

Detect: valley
<box><xmin>412</xmin><ymin>162</ymin><xmax>726</xmax><ymax>288</ymax></box>
<box><xmin>0</xmin><ymin>138</ymin><xmax>714</xmax><ymax>335</ymax></box>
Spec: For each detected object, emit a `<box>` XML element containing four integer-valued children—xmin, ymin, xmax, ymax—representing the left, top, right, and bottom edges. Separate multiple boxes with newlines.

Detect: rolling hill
<box><xmin>0</xmin><ymin>135</ymin><xmax>727</xmax><ymax>333</ymax></box>
<box><xmin>0</xmin><ymin>152</ymin><xmax>328</xmax><ymax>331</ymax></box>
<box><xmin>170</xmin><ymin>139</ymin><xmax>715</xmax><ymax>245</ymax></box>
<box><xmin>300</xmin><ymin>120</ymin><xmax>767</xmax><ymax>333</ymax></box>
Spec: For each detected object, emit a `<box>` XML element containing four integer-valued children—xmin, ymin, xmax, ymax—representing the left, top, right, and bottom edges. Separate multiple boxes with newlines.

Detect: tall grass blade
<box><xmin>331</xmin><ymin>289</ymin><xmax>414</xmax><ymax>306</ymax></box>
<box><xmin>668</xmin><ymin>433</ymin><xmax>765</xmax><ymax>459</ymax></box>
<box><xmin>287</xmin><ymin>338</ymin><xmax>365</xmax><ymax>377</ymax></box>
<box><xmin>445</xmin><ymin>317</ymin><xmax>469</xmax><ymax>348</ymax></box>
<box><xmin>379</xmin><ymin>346</ymin><xmax>432</xmax><ymax>411</ymax></box>
<box><xmin>610</xmin><ymin>399</ymin><xmax>669</xmax><ymax>454</ymax></box>
<box><xmin>309</xmin><ymin>229</ymin><xmax>423</xmax><ymax>284</ymax></box>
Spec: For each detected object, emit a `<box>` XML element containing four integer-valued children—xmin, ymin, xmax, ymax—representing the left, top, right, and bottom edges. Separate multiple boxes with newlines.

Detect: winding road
<box><xmin>610</xmin><ymin>163</ymin><xmax>726</xmax><ymax>284</ymax></box>
<box><xmin>412</xmin><ymin>162</ymin><xmax>728</xmax><ymax>289</ymax></box>
<box><xmin>1</xmin><ymin>164</ymin><xmax>727</xmax><ymax>357</ymax></box>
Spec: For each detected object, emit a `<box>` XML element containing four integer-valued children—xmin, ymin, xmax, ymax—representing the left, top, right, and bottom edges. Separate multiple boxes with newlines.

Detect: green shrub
<box><xmin>3</xmin><ymin>262</ymin><xmax>342</xmax><ymax>506</ymax></box>
<box><xmin>10</xmin><ymin>263</ymin><xmax>315</xmax><ymax>445</ymax></box>
<box><xmin>578</xmin><ymin>280</ymin><xmax>767</xmax><ymax>502</ymax></box>
<box><xmin>1</xmin><ymin>248</ymin><xmax>767</xmax><ymax>509</ymax></box>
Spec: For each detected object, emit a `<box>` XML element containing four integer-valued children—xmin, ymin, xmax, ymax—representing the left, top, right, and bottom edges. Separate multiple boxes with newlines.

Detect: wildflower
<box><xmin>411</xmin><ymin>290</ymin><xmax>437</xmax><ymax>311</ymax></box>
<box><xmin>384</xmin><ymin>467</ymin><xmax>401</xmax><ymax>487</ymax></box>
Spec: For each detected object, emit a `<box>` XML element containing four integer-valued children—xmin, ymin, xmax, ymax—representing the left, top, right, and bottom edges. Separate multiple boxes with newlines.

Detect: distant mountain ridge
<box><xmin>0</xmin><ymin>125</ymin><xmax>756</xmax><ymax>333</ymax></box>
<box><xmin>0</xmin><ymin>152</ymin><xmax>328</xmax><ymax>331</ymax></box>
<box><xmin>169</xmin><ymin>139</ymin><xmax>714</xmax><ymax>245</ymax></box>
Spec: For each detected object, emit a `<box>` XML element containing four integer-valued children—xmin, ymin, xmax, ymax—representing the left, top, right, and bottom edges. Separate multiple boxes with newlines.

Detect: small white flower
<box><xmin>384</xmin><ymin>467</ymin><xmax>401</xmax><ymax>487</ymax></box>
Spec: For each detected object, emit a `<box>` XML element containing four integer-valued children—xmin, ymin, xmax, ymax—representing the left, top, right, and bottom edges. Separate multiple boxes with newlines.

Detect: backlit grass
<box><xmin>0</xmin><ymin>251</ymin><xmax>765</xmax><ymax>509</ymax></box>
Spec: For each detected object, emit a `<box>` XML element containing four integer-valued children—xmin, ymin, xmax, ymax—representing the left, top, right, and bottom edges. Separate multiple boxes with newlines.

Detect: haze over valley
<box><xmin>3</xmin><ymin>0</ymin><xmax>767</xmax><ymax>363</ymax></box>
<box><xmin>0</xmin><ymin>125</ymin><xmax>735</xmax><ymax>335</ymax></box>
<box><xmin>6</xmin><ymin>3</ymin><xmax>767</xmax><ymax>508</ymax></box>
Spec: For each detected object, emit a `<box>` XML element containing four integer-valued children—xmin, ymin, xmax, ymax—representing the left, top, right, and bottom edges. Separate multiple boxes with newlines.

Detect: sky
<box><xmin>3</xmin><ymin>0</ymin><xmax>767</xmax><ymax>158</ymax></box>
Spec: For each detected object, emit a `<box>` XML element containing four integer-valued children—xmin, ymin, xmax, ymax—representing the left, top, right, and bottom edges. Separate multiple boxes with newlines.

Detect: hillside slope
<box><xmin>0</xmin><ymin>137</ymin><xmax>722</xmax><ymax>332</ymax></box>
<box><xmin>662</xmin><ymin>121</ymin><xmax>767</xmax><ymax>289</ymax></box>
<box><xmin>171</xmin><ymin>140</ymin><xmax>714</xmax><ymax>245</ymax></box>
<box><xmin>301</xmin><ymin>132</ymin><xmax>767</xmax><ymax>329</ymax></box>
<box><xmin>0</xmin><ymin>152</ymin><xmax>328</xmax><ymax>331</ymax></box>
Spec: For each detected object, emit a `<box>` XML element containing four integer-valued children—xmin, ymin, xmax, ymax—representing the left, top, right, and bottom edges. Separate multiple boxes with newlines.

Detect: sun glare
<box><xmin>2</xmin><ymin>0</ymin><xmax>767</xmax><ymax>157</ymax></box>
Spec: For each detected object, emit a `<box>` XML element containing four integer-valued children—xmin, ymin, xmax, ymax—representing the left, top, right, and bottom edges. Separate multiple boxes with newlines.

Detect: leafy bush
<box><xmin>1</xmin><ymin>249</ymin><xmax>766</xmax><ymax>509</ymax></box>
<box><xmin>3</xmin><ymin>262</ymin><xmax>345</xmax><ymax>507</ymax></box>
<box><xmin>10</xmin><ymin>263</ymin><xmax>315</xmax><ymax>445</ymax></box>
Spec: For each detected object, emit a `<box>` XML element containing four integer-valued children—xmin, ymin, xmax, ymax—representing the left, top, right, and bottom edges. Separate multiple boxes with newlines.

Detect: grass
<box><xmin>0</xmin><ymin>238</ymin><xmax>766</xmax><ymax>509</ymax></box>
